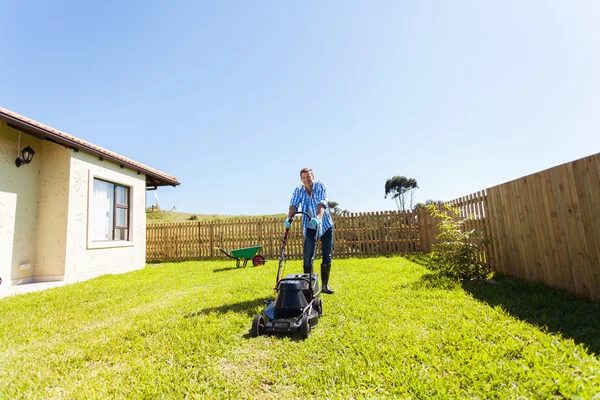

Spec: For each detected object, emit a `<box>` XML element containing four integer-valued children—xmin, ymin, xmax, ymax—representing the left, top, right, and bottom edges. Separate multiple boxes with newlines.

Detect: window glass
<box><xmin>115</xmin><ymin>228</ymin><xmax>128</xmax><ymax>241</ymax></box>
<box><xmin>116</xmin><ymin>186</ymin><xmax>128</xmax><ymax>205</ymax></box>
<box><xmin>116</xmin><ymin>208</ymin><xmax>128</xmax><ymax>227</ymax></box>
<box><xmin>92</xmin><ymin>179</ymin><xmax>114</xmax><ymax>241</ymax></box>
<box><xmin>92</xmin><ymin>178</ymin><xmax>130</xmax><ymax>241</ymax></box>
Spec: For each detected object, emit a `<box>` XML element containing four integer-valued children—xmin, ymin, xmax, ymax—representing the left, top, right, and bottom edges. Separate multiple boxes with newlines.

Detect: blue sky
<box><xmin>2</xmin><ymin>1</ymin><xmax>599</xmax><ymax>215</ymax></box>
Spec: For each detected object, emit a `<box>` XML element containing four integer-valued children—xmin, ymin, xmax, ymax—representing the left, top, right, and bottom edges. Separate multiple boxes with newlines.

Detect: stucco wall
<box><xmin>0</xmin><ymin>122</ymin><xmax>42</xmax><ymax>287</ymax></box>
<box><xmin>1</xmin><ymin>119</ymin><xmax>148</xmax><ymax>290</ymax></box>
<box><xmin>64</xmin><ymin>151</ymin><xmax>147</xmax><ymax>282</ymax></box>
<box><xmin>35</xmin><ymin>140</ymin><xmax>71</xmax><ymax>280</ymax></box>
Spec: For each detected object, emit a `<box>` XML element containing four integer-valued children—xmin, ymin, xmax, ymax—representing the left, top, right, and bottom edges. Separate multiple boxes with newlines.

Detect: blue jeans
<box><xmin>303</xmin><ymin>227</ymin><xmax>334</xmax><ymax>273</ymax></box>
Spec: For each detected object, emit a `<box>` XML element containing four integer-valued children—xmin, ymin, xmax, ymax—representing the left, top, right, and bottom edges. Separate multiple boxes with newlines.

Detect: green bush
<box><xmin>428</xmin><ymin>203</ymin><xmax>491</xmax><ymax>280</ymax></box>
<box><xmin>188</xmin><ymin>215</ymin><xmax>198</xmax><ymax>221</ymax></box>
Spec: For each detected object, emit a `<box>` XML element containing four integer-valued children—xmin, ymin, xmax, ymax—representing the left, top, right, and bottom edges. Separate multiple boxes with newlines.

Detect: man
<box><xmin>285</xmin><ymin>168</ymin><xmax>335</xmax><ymax>294</ymax></box>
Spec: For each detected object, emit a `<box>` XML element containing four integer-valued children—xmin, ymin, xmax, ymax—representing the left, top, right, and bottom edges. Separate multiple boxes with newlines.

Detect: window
<box><xmin>91</xmin><ymin>178</ymin><xmax>130</xmax><ymax>241</ymax></box>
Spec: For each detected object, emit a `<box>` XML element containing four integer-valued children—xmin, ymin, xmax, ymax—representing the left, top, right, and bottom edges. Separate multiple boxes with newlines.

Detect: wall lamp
<box><xmin>15</xmin><ymin>146</ymin><xmax>35</xmax><ymax>168</ymax></box>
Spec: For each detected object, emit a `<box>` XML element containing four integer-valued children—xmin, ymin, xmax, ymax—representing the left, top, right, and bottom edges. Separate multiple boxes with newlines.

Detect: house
<box><xmin>0</xmin><ymin>107</ymin><xmax>179</xmax><ymax>297</ymax></box>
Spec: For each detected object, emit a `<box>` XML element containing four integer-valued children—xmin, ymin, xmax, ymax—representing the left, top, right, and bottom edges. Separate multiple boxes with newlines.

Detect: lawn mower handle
<box><xmin>287</xmin><ymin>211</ymin><xmax>320</xmax><ymax>300</ymax></box>
<box><xmin>276</xmin><ymin>211</ymin><xmax>319</xmax><ymax>296</ymax></box>
<box><xmin>287</xmin><ymin>211</ymin><xmax>312</xmax><ymax>224</ymax></box>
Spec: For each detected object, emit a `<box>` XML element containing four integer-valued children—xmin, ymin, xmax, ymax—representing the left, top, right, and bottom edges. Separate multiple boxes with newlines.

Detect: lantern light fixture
<box><xmin>15</xmin><ymin>145</ymin><xmax>35</xmax><ymax>168</ymax></box>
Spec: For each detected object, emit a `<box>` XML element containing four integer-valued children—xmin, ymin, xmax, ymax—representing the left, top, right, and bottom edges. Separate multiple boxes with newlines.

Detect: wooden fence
<box><xmin>146</xmin><ymin>152</ymin><xmax>600</xmax><ymax>300</ymax></box>
<box><xmin>445</xmin><ymin>191</ymin><xmax>494</xmax><ymax>267</ymax></box>
<box><xmin>146</xmin><ymin>210</ymin><xmax>424</xmax><ymax>262</ymax></box>
<box><xmin>438</xmin><ymin>152</ymin><xmax>600</xmax><ymax>300</ymax></box>
<box><xmin>483</xmin><ymin>152</ymin><xmax>600</xmax><ymax>300</ymax></box>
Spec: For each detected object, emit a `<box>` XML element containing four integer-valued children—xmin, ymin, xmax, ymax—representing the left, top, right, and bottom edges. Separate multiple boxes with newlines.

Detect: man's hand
<box><xmin>310</xmin><ymin>218</ymin><xmax>321</xmax><ymax>229</ymax></box>
<box><xmin>284</xmin><ymin>219</ymin><xmax>292</xmax><ymax>229</ymax></box>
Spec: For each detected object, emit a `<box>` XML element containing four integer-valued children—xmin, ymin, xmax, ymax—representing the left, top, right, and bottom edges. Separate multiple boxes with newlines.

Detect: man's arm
<box><xmin>288</xmin><ymin>186</ymin><xmax>302</xmax><ymax>218</ymax></box>
<box><xmin>288</xmin><ymin>205</ymin><xmax>298</xmax><ymax>219</ymax></box>
<box><xmin>315</xmin><ymin>182</ymin><xmax>328</xmax><ymax>220</ymax></box>
<box><xmin>316</xmin><ymin>204</ymin><xmax>325</xmax><ymax>219</ymax></box>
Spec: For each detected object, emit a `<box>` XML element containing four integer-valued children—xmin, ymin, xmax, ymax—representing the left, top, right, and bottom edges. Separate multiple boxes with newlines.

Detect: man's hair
<box><xmin>300</xmin><ymin>168</ymin><xmax>313</xmax><ymax>177</ymax></box>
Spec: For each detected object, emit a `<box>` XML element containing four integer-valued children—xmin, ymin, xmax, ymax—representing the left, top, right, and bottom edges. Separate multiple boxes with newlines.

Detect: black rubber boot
<box><xmin>321</xmin><ymin>264</ymin><xmax>334</xmax><ymax>294</ymax></box>
<box><xmin>303</xmin><ymin>265</ymin><xmax>312</xmax><ymax>274</ymax></box>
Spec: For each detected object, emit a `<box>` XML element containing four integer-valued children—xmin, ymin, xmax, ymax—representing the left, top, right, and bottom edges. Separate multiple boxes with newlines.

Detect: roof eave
<box><xmin>1</xmin><ymin>112</ymin><xmax>179</xmax><ymax>188</ymax></box>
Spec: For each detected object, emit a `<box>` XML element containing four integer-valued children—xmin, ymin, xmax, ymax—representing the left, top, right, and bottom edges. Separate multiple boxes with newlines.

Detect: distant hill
<box><xmin>146</xmin><ymin>209</ymin><xmax>286</xmax><ymax>224</ymax></box>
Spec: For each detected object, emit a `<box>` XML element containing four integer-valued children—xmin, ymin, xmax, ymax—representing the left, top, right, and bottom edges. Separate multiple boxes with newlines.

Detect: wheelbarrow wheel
<box><xmin>251</xmin><ymin>315</ymin><xmax>265</xmax><ymax>337</ymax></box>
<box><xmin>252</xmin><ymin>255</ymin><xmax>266</xmax><ymax>266</ymax></box>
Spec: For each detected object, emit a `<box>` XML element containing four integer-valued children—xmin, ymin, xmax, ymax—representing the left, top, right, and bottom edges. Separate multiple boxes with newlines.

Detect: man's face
<box><xmin>301</xmin><ymin>172</ymin><xmax>314</xmax><ymax>189</ymax></box>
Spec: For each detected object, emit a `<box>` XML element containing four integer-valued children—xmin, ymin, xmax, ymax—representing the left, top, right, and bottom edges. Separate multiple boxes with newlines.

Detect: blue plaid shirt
<box><xmin>289</xmin><ymin>181</ymin><xmax>334</xmax><ymax>238</ymax></box>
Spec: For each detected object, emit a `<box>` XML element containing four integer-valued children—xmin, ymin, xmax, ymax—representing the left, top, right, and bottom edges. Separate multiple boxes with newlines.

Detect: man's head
<box><xmin>300</xmin><ymin>168</ymin><xmax>314</xmax><ymax>190</ymax></box>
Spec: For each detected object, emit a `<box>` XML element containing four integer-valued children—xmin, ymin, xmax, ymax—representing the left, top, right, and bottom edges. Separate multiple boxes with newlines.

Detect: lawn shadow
<box><xmin>403</xmin><ymin>255</ymin><xmax>600</xmax><ymax>356</ymax></box>
<box><xmin>212</xmin><ymin>265</ymin><xmax>242</xmax><ymax>273</ymax></box>
<box><xmin>462</xmin><ymin>275</ymin><xmax>600</xmax><ymax>356</ymax></box>
<box><xmin>242</xmin><ymin>331</ymin><xmax>306</xmax><ymax>342</ymax></box>
<box><xmin>187</xmin><ymin>298</ymin><xmax>308</xmax><ymax>342</ymax></box>
<box><xmin>212</xmin><ymin>264</ymin><xmax>269</xmax><ymax>273</ymax></box>
<box><xmin>411</xmin><ymin>272</ymin><xmax>463</xmax><ymax>290</ymax></box>
<box><xmin>185</xmin><ymin>297</ymin><xmax>270</xmax><ymax>318</ymax></box>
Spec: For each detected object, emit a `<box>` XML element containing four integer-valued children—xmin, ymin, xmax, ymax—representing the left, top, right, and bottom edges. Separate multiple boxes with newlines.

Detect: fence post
<box><xmin>197</xmin><ymin>221</ymin><xmax>202</xmax><ymax>259</ymax></box>
<box><xmin>417</xmin><ymin>208</ymin><xmax>430</xmax><ymax>253</ymax></box>
<box><xmin>209</xmin><ymin>223</ymin><xmax>214</xmax><ymax>258</ymax></box>
<box><xmin>378</xmin><ymin>211</ymin><xmax>386</xmax><ymax>255</ymax></box>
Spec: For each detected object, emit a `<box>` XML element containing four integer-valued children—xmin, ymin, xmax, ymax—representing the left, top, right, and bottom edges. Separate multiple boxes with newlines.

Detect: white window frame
<box><xmin>87</xmin><ymin>171</ymin><xmax>135</xmax><ymax>249</ymax></box>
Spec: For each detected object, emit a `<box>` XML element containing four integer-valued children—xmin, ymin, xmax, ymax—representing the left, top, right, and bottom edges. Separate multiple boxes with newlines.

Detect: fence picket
<box><xmin>147</xmin><ymin>210</ymin><xmax>423</xmax><ymax>262</ymax></box>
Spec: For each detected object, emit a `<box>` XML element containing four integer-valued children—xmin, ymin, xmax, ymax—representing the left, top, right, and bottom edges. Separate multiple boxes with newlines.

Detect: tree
<box><xmin>413</xmin><ymin>199</ymin><xmax>444</xmax><ymax>211</ymax></box>
<box><xmin>384</xmin><ymin>176</ymin><xmax>418</xmax><ymax>210</ymax></box>
<box><xmin>327</xmin><ymin>201</ymin><xmax>349</xmax><ymax>216</ymax></box>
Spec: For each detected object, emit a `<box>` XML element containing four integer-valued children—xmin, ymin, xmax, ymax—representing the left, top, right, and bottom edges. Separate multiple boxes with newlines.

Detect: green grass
<box><xmin>1</xmin><ymin>257</ymin><xmax>599</xmax><ymax>399</ymax></box>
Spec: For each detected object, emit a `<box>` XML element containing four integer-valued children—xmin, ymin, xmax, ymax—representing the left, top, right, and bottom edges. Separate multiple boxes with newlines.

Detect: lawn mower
<box><xmin>250</xmin><ymin>211</ymin><xmax>322</xmax><ymax>339</ymax></box>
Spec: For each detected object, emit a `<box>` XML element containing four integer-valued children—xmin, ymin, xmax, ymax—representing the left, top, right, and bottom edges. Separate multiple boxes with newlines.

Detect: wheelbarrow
<box><xmin>215</xmin><ymin>245</ymin><xmax>267</xmax><ymax>268</ymax></box>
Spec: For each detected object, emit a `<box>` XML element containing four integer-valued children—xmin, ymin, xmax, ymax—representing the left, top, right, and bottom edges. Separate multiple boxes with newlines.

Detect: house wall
<box><xmin>0</xmin><ymin>122</ymin><xmax>42</xmax><ymax>287</ymax></box>
<box><xmin>63</xmin><ymin>151</ymin><xmax>147</xmax><ymax>282</ymax></box>
<box><xmin>35</xmin><ymin>140</ymin><xmax>71</xmax><ymax>281</ymax></box>
<box><xmin>1</xmin><ymin>120</ymin><xmax>147</xmax><ymax>291</ymax></box>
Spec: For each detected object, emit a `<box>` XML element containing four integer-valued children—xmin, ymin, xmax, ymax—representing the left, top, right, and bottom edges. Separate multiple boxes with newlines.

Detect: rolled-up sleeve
<box><xmin>290</xmin><ymin>187</ymin><xmax>302</xmax><ymax>208</ymax></box>
<box><xmin>316</xmin><ymin>182</ymin><xmax>328</xmax><ymax>207</ymax></box>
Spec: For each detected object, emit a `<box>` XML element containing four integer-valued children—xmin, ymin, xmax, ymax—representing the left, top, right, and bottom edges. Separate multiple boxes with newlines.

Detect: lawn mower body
<box><xmin>261</xmin><ymin>273</ymin><xmax>321</xmax><ymax>335</ymax></box>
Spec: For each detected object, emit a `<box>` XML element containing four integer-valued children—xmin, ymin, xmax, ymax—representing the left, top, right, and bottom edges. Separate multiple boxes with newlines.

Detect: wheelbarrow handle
<box><xmin>215</xmin><ymin>247</ymin><xmax>235</xmax><ymax>259</ymax></box>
